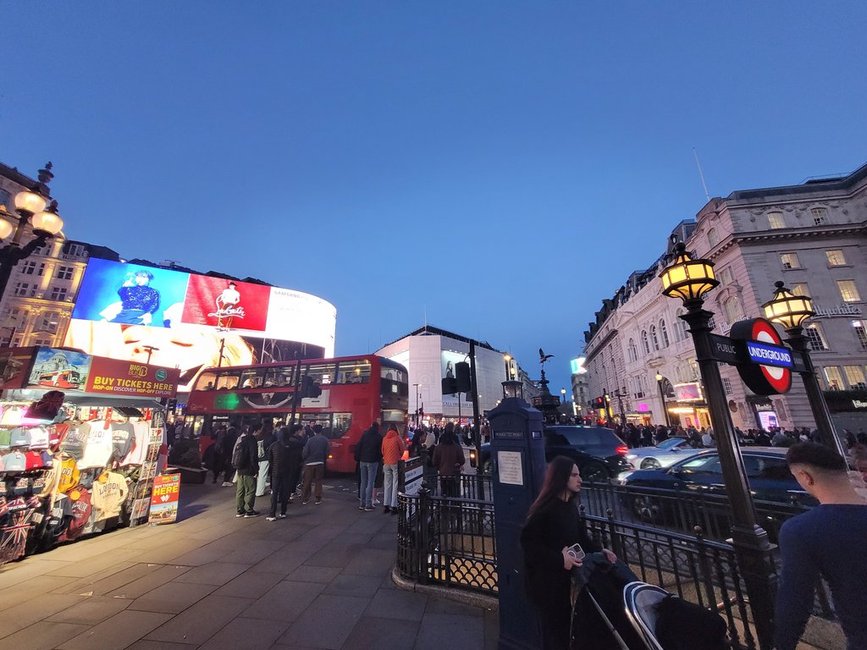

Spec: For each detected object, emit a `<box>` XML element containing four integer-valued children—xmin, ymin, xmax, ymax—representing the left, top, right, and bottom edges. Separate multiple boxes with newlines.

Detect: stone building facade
<box><xmin>0</xmin><ymin>162</ymin><xmax>119</xmax><ymax>349</ymax></box>
<box><xmin>583</xmin><ymin>162</ymin><xmax>867</xmax><ymax>433</ymax></box>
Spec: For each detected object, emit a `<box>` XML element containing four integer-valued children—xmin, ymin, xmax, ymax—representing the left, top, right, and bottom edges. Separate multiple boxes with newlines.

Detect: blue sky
<box><xmin>3</xmin><ymin>2</ymin><xmax>866</xmax><ymax>396</ymax></box>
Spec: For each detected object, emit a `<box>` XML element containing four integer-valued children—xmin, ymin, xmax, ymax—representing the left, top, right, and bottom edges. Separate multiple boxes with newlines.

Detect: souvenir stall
<box><xmin>0</xmin><ymin>347</ymin><xmax>181</xmax><ymax>564</ymax></box>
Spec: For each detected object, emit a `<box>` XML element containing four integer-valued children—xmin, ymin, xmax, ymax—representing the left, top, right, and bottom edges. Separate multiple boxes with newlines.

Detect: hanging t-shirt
<box><xmin>50</xmin><ymin>423</ymin><xmax>68</xmax><ymax>452</ymax></box>
<box><xmin>91</xmin><ymin>471</ymin><xmax>130</xmax><ymax>520</ymax></box>
<box><xmin>0</xmin><ymin>430</ymin><xmax>11</xmax><ymax>450</ymax></box>
<box><xmin>57</xmin><ymin>457</ymin><xmax>81</xmax><ymax>494</ymax></box>
<box><xmin>9</xmin><ymin>428</ymin><xmax>28</xmax><ymax>448</ymax></box>
<box><xmin>122</xmin><ymin>422</ymin><xmax>149</xmax><ymax>466</ymax></box>
<box><xmin>0</xmin><ymin>407</ymin><xmax>23</xmax><ymax>428</ymax></box>
<box><xmin>0</xmin><ymin>505</ymin><xmax>35</xmax><ymax>564</ymax></box>
<box><xmin>111</xmin><ymin>423</ymin><xmax>135</xmax><ymax>462</ymax></box>
<box><xmin>25</xmin><ymin>451</ymin><xmax>46</xmax><ymax>470</ymax></box>
<box><xmin>27</xmin><ymin>427</ymin><xmax>49</xmax><ymax>449</ymax></box>
<box><xmin>3</xmin><ymin>451</ymin><xmax>27</xmax><ymax>473</ymax></box>
<box><xmin>58</xmin><ymin>487</ymin><xmax>92</xmax><ymax>542</ymax></box>
<box><xmin>60</xmin><ymin>424</ymin><xmax>88</xmax><ymax>460</ymax></box>
<box><xmin>79</xmin><ymin>425</ymin><xmax>114</xmax><ymax>470</ymax></box>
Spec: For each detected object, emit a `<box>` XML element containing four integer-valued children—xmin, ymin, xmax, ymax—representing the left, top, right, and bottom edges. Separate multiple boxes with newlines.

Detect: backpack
<box><xmin>231</xmin><ymin>435</ymin><xmax>247</xmax><ymax>470</ymax></box>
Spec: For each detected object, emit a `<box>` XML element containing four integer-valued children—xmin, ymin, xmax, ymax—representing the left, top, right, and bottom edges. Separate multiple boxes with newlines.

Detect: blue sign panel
<box><xmin>745</xmin><ymin>341</ymin><xmax>793</xmax><ymax>368</ymax></box>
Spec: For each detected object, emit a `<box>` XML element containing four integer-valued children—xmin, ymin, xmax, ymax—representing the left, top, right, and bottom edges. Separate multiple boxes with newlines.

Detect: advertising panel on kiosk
<box><xmin>64</xmin><ymin>259</ymin><xmax>337</xmax><ymax>390</ymax></box>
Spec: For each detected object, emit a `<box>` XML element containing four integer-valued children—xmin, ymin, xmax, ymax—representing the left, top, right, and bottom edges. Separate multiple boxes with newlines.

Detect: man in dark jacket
<box><xmin>355</xmin><ymin>422</ymin><xmax>382</xmax><ymax>511</ymax></box>
<box><xmin>266</xmin><ymin>428</ymin><xmax>293</xmax><ymax>521</ymax></box>
<box><xmin>300</xmin><ymin>425</ymin><xmax>330</xmax><ymax>505</ymax></box>
<box><xmin>234</xmin><ymin>424</ymin><xmax>260</xmax><ymax>517</ymax></box>
<box><xmin>215</xmin><ymin>426</ymin><xmax>238</xmax><ymax>487</ymax></box>
<box><xmin>285</xmin><ymin>424</ymin><xmax>305</xmax><ymax>502</ymax></box>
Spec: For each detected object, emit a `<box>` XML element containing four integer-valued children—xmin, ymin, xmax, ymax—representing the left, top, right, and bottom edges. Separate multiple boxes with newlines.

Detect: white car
<box><xmin>624</xmin><ymin>437</ymin><xmax>699</xmax><ymax>470</ymax></box>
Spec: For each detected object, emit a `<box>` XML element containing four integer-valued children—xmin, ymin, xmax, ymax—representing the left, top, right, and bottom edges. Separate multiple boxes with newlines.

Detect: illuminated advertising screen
<box><xmin>65</xmin><ymin>260</ymin><xmax>336</xmax><ymax>390</ymax></box>
<box><xmin>674</xmin><ymin>382</ymin><xmax>703</xmax><ymax>402</ymax></box>
<box><xmin>440</xmin><ymin>350</ymin><xmax>472</xmax><ymax>411</ymax></box>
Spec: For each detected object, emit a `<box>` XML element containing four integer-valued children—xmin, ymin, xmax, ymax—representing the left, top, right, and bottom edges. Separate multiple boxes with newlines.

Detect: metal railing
<box><xmin>577</xmin><ymin>481</ymin><xmax>810</xmax><ymax>542</ymax></box>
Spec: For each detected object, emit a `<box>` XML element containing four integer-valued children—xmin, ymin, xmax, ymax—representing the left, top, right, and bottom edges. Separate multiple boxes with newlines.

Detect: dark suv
<box><xmin>481</xmin><ymin>425</ymin><xmax>630</xmax><ymax>482</ymax></box>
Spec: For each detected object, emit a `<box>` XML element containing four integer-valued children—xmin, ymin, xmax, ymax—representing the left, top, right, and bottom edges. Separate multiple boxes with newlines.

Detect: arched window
<box><xmin>707</xmin><ymin>228</ymin><xmax>720</xmax><ymax>247</ymax></box>
<box><xmin>650</xmin><ymin>325</ymin><xmax>660</xmax><ymax>351</ymax></box>
<box><xmin>676</xmin><ymin>309</ymin><xmax>689</xmax><ymax>341</ymax></box>
<box><xmin>722</xmin><ymin>296</ymin><xmax>742</xmax><ymax>325</ymax></box>
<box><xmin>659</xmin><ymin>319</ymin><xmax>669</xmax><ymax>348</ymax></box>
<box><xmin>627</xmin><ymin>339</ymin><xmax>637</xmax><ymax>362</ymax></box>
<box><xmin>641</xmin><ymin>331</ymin><xmax>650</xmax><ymax>354</ymax></box>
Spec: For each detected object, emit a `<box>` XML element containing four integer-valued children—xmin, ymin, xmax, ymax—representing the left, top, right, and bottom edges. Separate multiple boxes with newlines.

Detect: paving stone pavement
<box><xmin>0</xmin><ymin>478</ymin><xmax>499</xmax><ymax>650</ymax></box>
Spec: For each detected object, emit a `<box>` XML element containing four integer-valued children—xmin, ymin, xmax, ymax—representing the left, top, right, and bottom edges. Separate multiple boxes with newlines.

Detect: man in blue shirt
<box><xmin>774</xmin><ymin>442</ymin><xmax>867</xmax><ymax>650</ymax></box>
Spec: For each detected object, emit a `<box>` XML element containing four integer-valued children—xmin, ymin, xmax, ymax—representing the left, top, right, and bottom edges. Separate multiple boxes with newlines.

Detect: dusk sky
<box><xmin>4</xmin><ymin>2</ymin><xmax>866</xmax><ymax>394</ymax></box>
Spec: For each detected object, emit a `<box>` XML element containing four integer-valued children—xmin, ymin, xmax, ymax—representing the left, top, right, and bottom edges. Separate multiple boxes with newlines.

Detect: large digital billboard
<box><xmin>65</xmin><ymin>259</ymin><xmax>337</xmax><ymax>390</ymax></box>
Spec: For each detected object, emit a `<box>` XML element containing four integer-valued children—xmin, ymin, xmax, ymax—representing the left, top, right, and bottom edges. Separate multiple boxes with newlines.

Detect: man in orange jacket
<box><xmin>381</xmin><ymin>425</ymin><xmax>406</xmax><ymax>514</ymax></box>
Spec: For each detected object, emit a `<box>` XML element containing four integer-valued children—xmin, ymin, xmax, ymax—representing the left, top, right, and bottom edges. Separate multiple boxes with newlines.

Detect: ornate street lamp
<box><xmin>655</xmin><ymin>372</ymin><xmax>671</xmax><ymax>428</ymax></box>
<box><xmin>0</xmin><ymin>164</ymin><xmax>65</xmax><ymax>310</ymax></box>
<box><xmin>661</xmin><ymin>242</ymin><xmax>775</xmax><ymax>649</ymax></box>
<box><xmin>762</xmin><ymin>281</ymin><xmax>845</xmax><ymax>456</ymax></box>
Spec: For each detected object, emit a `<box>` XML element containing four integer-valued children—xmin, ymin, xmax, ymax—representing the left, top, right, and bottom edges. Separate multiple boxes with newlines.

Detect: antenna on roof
<box><xmin>692</xmin><ymin>148</ymin><xmax>711</xmax><ymax>202</ymax></box>
<box><xmin>424</xmin><ymin>305</ymin><xmax>427</xmax><ymax>328</ymax></box>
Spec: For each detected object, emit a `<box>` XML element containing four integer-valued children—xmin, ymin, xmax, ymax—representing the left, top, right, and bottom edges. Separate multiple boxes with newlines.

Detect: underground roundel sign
<box><xmin>730</xmin><ymin>318</ymin><xmax>793</xmax><ymax>396</ymax></box>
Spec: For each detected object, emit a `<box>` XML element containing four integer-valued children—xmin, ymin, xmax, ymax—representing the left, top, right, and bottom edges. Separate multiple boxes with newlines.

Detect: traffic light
<box><xmin>455</xmin><ymin>362</ymin><xmax>471</xmax><ymax>393</ymax></box>
<box><xmin>442</xmin><ymin>377</ymin><xmax>457</xmax><ymax>395</ymax></box>
<box><xmin>592</xmin><ymin>396</ymin><xmax>606</xmax><ymax>409</ymax></box>
<box><xmin>301</xmin><ymin>375</ymin><xmax>322</xmax><ymax>398</ymax></box>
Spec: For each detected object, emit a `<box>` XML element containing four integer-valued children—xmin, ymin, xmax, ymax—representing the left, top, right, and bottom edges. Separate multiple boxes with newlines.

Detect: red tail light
<box><xmin>616</xmin><ymin>445</ymin><xmax>629</xmax><ymax>455</ymax></box>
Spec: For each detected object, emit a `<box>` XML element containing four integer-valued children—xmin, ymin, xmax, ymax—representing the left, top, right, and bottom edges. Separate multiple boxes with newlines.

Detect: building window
<box><xmin>676</xmin><ymin>311</ymin><xmax>688</xmax><ymax>341</ymax></box>
<box><xmin>707</xmin><ymin>228</ymin><xmax>720</xmax><ymax>247</ymax></box>
<box><xmin>780</xmin><ymin>253</ymin><xmax>800</xmax><ymax>270</ymax></box>
<box><xmin>811</xmin><ymin>207</ymin><xmax>828</xmax><ymax>225</ymax></box>
<box><xmin>641</xmin><ymin>331</ymin><xmax>650</xmax><ymax>354</ymax></box>
<box><xmin>717</xmin><ymin>267</ymin><xmax>733</xmax><ymax>285</ymax></box>
<box><xmin>38</xmin><ymin>312</ymin><xmax>59</xmax><ymax>333</ymax></box>
<box><xmin>843</xmin><ymin>366</ymin><xmax>866</xmax><ymax>391</ymax></box>
<box><xmin>659</xmin><ymin>320</ymin><xmax>669</xmax><ymax>348</ymax></box>
<box><xmin>767</xmin><ymin>212</ymin><xmax>785</xmax><ymax>229</ymax></box>
<box><xmin>48</xmin><ymin>287</ymin><xmax>68</xmax><ymax>302</ymax></box>
<box><xmin>650</xmin><ymin>325</ymin><xmax>660</xmax><ymax>351</ymax></box>
<box><xmin>0</xmin><ymin>189</ymin><xmax>10</xmax><ymax>209</ymax></box>
<box><xmin>837</xmin><ymin>280</ymin><xmax>861</xmax><ymax>303</ymax></box>
<box><xmin>854</xmin><ymin>321</ymin><xmax>867</xmax><ymax>350</ymax></box>
<box><xmin>791</xmin><ymin>282</ymin><xmax>810</xmax><ymax>298</ymax></box>
<box><xmin>55</xmin><ymin>265</ymin><xmax>74</xmax><ymax>280</ymax></box>
<box><xmin>722</xmin><ymin>296</ymin><xmax>742</xmax><ymax>325</ymax></box>
<box><xmin>825</xmin><ymin>249</ymin><xmax>847</xmax><ymax>266</ymax></box>
<box><xmin>722</xmin><ymin>378</ymin><xmax>733</xmax><ymax>394</ymax></box>
<box><xmin>13</xmin><ymin>282</ymin><xmax>34</xmax><ymax>297</ymax></box>
<box><xmin>805</xmin><ymin>324</ymin><xmax>829</xmax><ymax>352</ymax></box>
<box><xmin>31</xmin><ymin>336</ymin><xmax>54</xmax><ymax>347</ymax></box>
<box><xmin>627</xmin><ymin>339</ymin><xmax>637</xmax><ymax>363</ymax></box>
<box><xmin>822</xmin><ymin>366</ymin><xmax>844</xmax><ymax>391</ymax></box>
<box><xmin>21</xmin><ymin>260</ymin><xmax>45</xmax><ymax>276</ymax></box>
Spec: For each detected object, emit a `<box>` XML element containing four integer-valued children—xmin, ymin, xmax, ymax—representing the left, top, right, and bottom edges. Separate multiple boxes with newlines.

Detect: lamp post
<box><xmin>762</xmin><ymin>281</ymin><xmax>845</xmax><ymax>456</ymax></box>
<box><xmin>655</xmin><ymin>372</ymin><xmax>671</xmax><ymax>427</ymax></box>
<box><xmin>0</xmin><ymin>164</ymin><xmax>64</xmax><ymax>303</ymax></box>
<box><xmin>661</xmin><ymin>242</ymin><xmax>775</xmax><ymax>650</ymax></box>
<box><xmin>412</xmin><ymin>383</ymin><xmax>421</xmax><ymax>426</ymax></box>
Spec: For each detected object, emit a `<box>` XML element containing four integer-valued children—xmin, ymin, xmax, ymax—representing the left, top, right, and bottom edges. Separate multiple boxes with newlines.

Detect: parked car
<box><xmin>480</xmin><ymin>425</ymin><xmax>630</xmax><ymax>482</ymax></box>
<box><xmin>618</xmin><ymin>447</ymin><xmax>816</xmax><ymax>507</ymax></box>
<box><xmin>625</xmin><ymin>437</ymin><xmax>698</xmax><ymax>470</ymax></box>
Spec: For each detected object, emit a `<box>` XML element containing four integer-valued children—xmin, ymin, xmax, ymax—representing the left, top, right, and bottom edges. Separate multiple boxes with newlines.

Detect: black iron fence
<box><xmin>397</xmin><ymin>478</ymin><xmax>836</xmax><ymax>649</ymax></box>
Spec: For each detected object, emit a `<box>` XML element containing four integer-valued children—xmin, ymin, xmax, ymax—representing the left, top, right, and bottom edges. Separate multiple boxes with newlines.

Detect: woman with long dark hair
<box><xmin>520</xmin><ymin>456</ymin><xmax>616</xmax><ymax>649</ymax></box>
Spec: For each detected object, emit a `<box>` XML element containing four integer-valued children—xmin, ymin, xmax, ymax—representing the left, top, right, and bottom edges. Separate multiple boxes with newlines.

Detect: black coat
<box><xmin>267</xmin><ymin>438</ymin><xmax>303</xmax><ymax>480</ymax></box>
<box><xmin>354</xmin><ymin>428</ymin><xmax>382</xmax><ymax>464</ymax></box>
<box><xmin>520</xmin><ymin>499</ymin><xmax>601</xmax><ymax>610</ymax></box>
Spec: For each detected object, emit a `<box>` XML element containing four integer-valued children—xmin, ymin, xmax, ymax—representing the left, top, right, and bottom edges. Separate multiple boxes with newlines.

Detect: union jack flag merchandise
<box><xmin>58</xmin><ymin>487</ymin><xmax>92</xmax><ymax>542</ymax></box>
<box><xmin>0</xmin><ymin>497</ymin><xmax>38</xmax><ymax>564</ymax></box>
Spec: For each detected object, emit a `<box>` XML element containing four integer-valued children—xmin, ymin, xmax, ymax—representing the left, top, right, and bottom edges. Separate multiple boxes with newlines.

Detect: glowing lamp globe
<box><xmin>762</xmin><ymin>281</ymin><xmax>814</xmax><ymax>330</ymax></box>
<box><xmin>14</xmin><ymin>190</ymin><xmax>47</xmax><ymax>217</ymax></box>
<box><xmin>660</xmin><ymin>242</ymin><xmax>719</xmax><ymax>302</ymax></box>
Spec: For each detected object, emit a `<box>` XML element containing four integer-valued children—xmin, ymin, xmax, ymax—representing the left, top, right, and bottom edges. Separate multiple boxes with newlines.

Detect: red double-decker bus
<box><xmin>184</xmin><ymin>355</ymin><xmax>408</xmax><ymax>473</ymax></box>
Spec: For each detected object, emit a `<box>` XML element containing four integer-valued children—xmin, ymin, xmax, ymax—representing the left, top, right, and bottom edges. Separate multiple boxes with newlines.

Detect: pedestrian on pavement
<box><xmin>286</xmin><ymin>423</ymin><xmax>305</xmax><ymax>501</ymax></box>
<box><xmin>233</xmin><ymin>424</ymin><xmax>260</xmax><ymax>517</ymax></box>
<box><xmin>300</xmin><ymin>423</ymin><xmax>330</xmax><ymax>505</ymax></box>
<box><xmin>520</xmin><ymin>456</ymin><xmax>616</xmax><ymax>650</ymax></box>
<box><xmin>432</xmin><ymin>425</ymin><xmax>464</xmax><ymax>498</ymax></box>
<box><xmin>381</xmin><ymin>424</ymin><xmax>406</xmax><ymax>514</ymax></box>
<box><xmin>355</xmin><ymin>422</ymin><xmax>382</xmax><ymax>511</ymax></box>
<box><xmin>265</xmin><ymin>427</ymin><xmax>293</xmax><ymax>521</ymax></box>
<box><xmin>215</xmin><ymin>425</ymin><xmax>238</xmax><ymax>486</ymax></box>
<box><xmin>774</xmin><ymin>442</ymin><xmax>867</xmax><ymax>650</ymax></box>
<box><xmin>255</xmin><ymin>425</ymin><xmax>274</xmax><ymax>497</ymax></box>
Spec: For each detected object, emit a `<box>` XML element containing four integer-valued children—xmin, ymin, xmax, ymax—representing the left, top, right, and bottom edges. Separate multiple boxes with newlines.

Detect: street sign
<box><xmin>730</xmin><ymin>318</ymin><xmax>792</xmax><ymax>395</ymax></box>
<box><xmin>149</xmin><ymin>472</ymin><xmax>181</xmax><ymax>524</ymax></box>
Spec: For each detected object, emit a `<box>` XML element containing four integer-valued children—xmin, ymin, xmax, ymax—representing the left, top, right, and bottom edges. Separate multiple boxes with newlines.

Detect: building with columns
<box><xmin>583</xmin><ymin>161</ymin><xmax>867</xmax><ymax>433</ymax></box>
<box><xmin>0</xmin><ymin>162</ymin><xmax>120</xmax><ymax>349</ymax></box>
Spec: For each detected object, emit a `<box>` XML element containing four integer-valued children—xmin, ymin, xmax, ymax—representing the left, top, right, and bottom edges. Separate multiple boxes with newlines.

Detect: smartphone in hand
<box><xmin>566</xmin><ymin>543</ymin><xmax>585</xmax><ymax>562</ymax></box>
